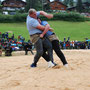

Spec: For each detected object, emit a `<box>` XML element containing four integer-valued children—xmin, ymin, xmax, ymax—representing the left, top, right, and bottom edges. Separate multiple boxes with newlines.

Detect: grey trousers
<box><xmin>33</xmin><ymin>37</ymin><xmax>53</xmax><ymax>65</ymax></box>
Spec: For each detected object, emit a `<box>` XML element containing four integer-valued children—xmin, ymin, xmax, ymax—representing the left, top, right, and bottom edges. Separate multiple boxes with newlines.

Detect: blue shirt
<box><xmin>26</xmin><ymin>12</ymin><xmax>42</xmax><ymax>35</ymax></box>
<box><xmin>41</xmin><ymin>21</ymin><xmax>54</xmax><ymax>37</ymax></box>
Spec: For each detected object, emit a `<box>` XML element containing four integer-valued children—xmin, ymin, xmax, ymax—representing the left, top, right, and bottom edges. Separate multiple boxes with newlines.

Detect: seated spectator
<box><xmin>18</xmin><ymin>35</ymin><xmax>25</xmax><ymax>42</ymax></box>
<box><xmin>5</xmin><ymin>32</ymin><xmax>8</xmax><ymax>39</ymax></box>
<box><xmin>11</xmin><ymin>34</ymin><xmax>14</xmax><ymax>40</ymax></box>
<box><xmin>88</xmin><ymin>43</ymin><xmax>90</xmax><ymax>49</ymax></box>
<box><xmin>66</xmin><ymin>41</ymin><xmax>70</xmax><ymax>49</ymax></box>
<box><xmin>0</xmin><ymin>32</ymin><xmax>2</xmax><ymax>38</ymax></box>
<box><xmin>0</xmin><ymin>45</ymin><xmax>2</xmax><ymax>56</ymax></box>
<box><xmin>79</xmin><ymin>42</ymin><xmax>85</xmax><ymax>49</ymax></box>
<box><xmin>63</xmin><ymin>42</ymin><xmax>66</xmax><ymax>49</ymax></box>
<box><xmin>18</xmin><ymin>35</ymin><xmax>21</xmax><ymax>41</ymax></box>
<box><xmin>2</xmin><ymin>33</ymin><xmax>5</xmax><ymax>38</ymax></box>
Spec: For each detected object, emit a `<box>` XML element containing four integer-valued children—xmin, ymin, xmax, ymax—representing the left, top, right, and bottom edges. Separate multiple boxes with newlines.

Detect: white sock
<box><xmin>64</xmin><ymin>64</ymin><xmax>68</xmax><ymax>67</ymax></box>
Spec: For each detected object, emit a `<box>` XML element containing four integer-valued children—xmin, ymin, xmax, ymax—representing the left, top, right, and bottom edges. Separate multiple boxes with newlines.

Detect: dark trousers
<box><xmin>52</xmin><ymin>40</ymin><xmax>68</xmax><ymax>65</ymax></box>
<box><xmin>42</xmin><ymin>40</ymin><xmax>68</xmax><ymax>65</ymax></box>
<box><xmin>33</xmin><ymin>38</ymin><xmax>53</xmax><ymax>65</ymax></box>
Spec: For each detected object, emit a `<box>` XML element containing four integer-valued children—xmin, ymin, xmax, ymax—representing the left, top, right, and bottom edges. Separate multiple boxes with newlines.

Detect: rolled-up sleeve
<box><xmin>37</xmin><ymin>11</ymin><xmax>40</xmax><ymax>17</ymax></box>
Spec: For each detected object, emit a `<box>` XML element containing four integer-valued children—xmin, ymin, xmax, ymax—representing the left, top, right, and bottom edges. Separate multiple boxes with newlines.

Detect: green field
<box><xmin>0</xmin><ymin>21</ymin><xmax>90</xmax><ymax>41</ymax></box>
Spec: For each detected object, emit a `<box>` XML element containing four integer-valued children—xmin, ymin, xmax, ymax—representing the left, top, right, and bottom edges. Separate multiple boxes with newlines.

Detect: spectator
<box><xmin>11</xmin><ymin>34</ymin><xmax>14</xmax><ymax>40</ymax></box>
<box><xmin>5</xmin><ymin>32</ymin><xmax>8</xmax><ymax>39</ymax></box>
<box><xmin>0</xmin><ymin>45</ymin><xmax>2</xmax><ymax>56</ymax></box>
<box><xmin>2</xmin><ymin>33</ymin><xmax>5</xmax><ymax>38</ymax></box>
<box><xmin>24</xmin><ymin>42</ymin><xmax>34</xmax><ymax>55</ymax></box>
<box><xmin>63</xmin><ymin>42</ymin><xmax>66</xmax><ymax>49</ymax></box>
<box><xmin>5</xmin><ymin>44</ymin><xmax>12</xmax><ymax>56</ymax></box>
<box><xmin>0</xmin><ymin>32</ymin><xmax>2</xmax><ymax>38</ymax></box>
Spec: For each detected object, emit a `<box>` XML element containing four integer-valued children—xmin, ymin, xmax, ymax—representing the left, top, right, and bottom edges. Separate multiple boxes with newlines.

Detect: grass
<box><xmin>0</xmin><ymin>21</ymin><xmax>90</xmax><ymax>41</ymax></box>
<box><xmin>49</xmin><ymin>21</ymin><xmax>90</xmax><ymax>41</ymax></box>
<box><xmin>0</xmin><ymin>23</ymin><xmax>29</xmax><ymax>41</ymax></box>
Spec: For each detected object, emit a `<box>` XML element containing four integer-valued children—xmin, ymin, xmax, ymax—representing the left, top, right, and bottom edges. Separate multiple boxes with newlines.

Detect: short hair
<box><xmin>28</xmin><ymin>8</ymin><xmax>36</xmax><ymax>15</ymax></box>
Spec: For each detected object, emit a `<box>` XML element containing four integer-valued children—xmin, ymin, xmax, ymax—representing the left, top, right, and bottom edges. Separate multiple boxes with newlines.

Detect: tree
<box><xmin>35</xmin><ymin>0</ymin><xmax>42</xmax><ymax>10</ymax></box>
<box><xmin>0</xmin><ymin>0</ymin><xmax>2</xmax><ymax>13</ymax></box>
<box><xmin>25</xmin><ymin>0</ymin><xmax>42</xmax><ymax>12</ymax></box>
<box><xmin>25</xmin><ymin>0</ymin><xmax>35</xmax><ymax>12</ymax></box>
<box><xmin>82</xmin><ymin>0</ymin><xmax>90</xmax><ymax>3</ymax></box>
<box><xmin>59</xmin><ymin>0</ymin><xmax>62</xmax><ymax>2</ymax></box>
<box><xmin>76</xmin><ymin>0</ymin><xmax>83</xmax><ymax>13</ymax></box>
<box><xmin>25</xmin><ymin>0</ymin><xmax>29</xmax><ymax>12</ymax></box>
<box><xmin>42</xmin><ymin>0</ymin><xmax>50</xmax><ymax>11</ymax></box>
<box><xmin>0</xmin><ymin>0</ymin><xmax>1</xmax><ymax>5</ymax></box>
<box><xmin>69</xmin><ymin>0</ymin><xmax>74</xmax><ymax>7</ymax></box>
<box><xmin>63</xmin><ymin>0</ymin><xmax>69</xmax><ymax>5</ymax></box>
<box><xmin>54</xmin><ymin>0</ymin><xmax>62</xmax><ymax>2</ymax></box>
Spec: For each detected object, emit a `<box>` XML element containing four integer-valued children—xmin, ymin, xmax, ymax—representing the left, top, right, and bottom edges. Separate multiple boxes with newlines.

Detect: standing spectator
<box><xmin>5</xmin><ymin>44</ymin><xmax>12</xmax><ymax>56</ymax></box>
<box><xmin>24</xmin><ymin>42</ymin><xmax>34</xmax><ymax>55</ymax></box>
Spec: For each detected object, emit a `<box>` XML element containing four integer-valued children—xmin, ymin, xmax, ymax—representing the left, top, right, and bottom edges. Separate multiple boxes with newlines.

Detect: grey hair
<box><xmin>28</xmin><ymin>8</ymin><xmax>36</xmax><ymax>15</ymax></box>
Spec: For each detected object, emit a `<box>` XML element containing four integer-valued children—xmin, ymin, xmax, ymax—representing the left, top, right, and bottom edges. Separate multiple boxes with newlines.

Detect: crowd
<box><xmin>0</xmin><ymin>32</ymin><xmax>90</xmax><ymax>57</ymax></box>
<box><xmin>60</xmin><ymin>37</ymin><xmax>90</xmax><ymax>49</ymax></box>
<box><xmin>0</xmin><ymin>32</ymin><xmax>34</xmax><ymax>56</ymax></box>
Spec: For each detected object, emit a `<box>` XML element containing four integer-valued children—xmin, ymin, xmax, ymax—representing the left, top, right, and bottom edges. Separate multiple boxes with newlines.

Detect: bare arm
<box><xmin>36</xmin><ymin>24</ymin><xmax>50</xmax><ymax>38</ymax></box>
<box><xmin>36</xmin><ymin>24</ymin><xmax>50</xmax><ymax>34</ymax></box>
<box><xmin>36</xmin><ymin>23</ymin><xmax>50</xmax><ymax>38</ymax></box>
<box><xmin>40</xmin><ymin>11</ymin><xmax>53</xmax><ymax>19</ymax></box>
<box><xmin>36</xmin><ymin>24</ymin><xmax>45</xmax><ymax>31</ymax></box>
<box><xmin>40</xmin><ymin>24</ymin><xmax>50</xmax><ymax>38</ymax></box>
